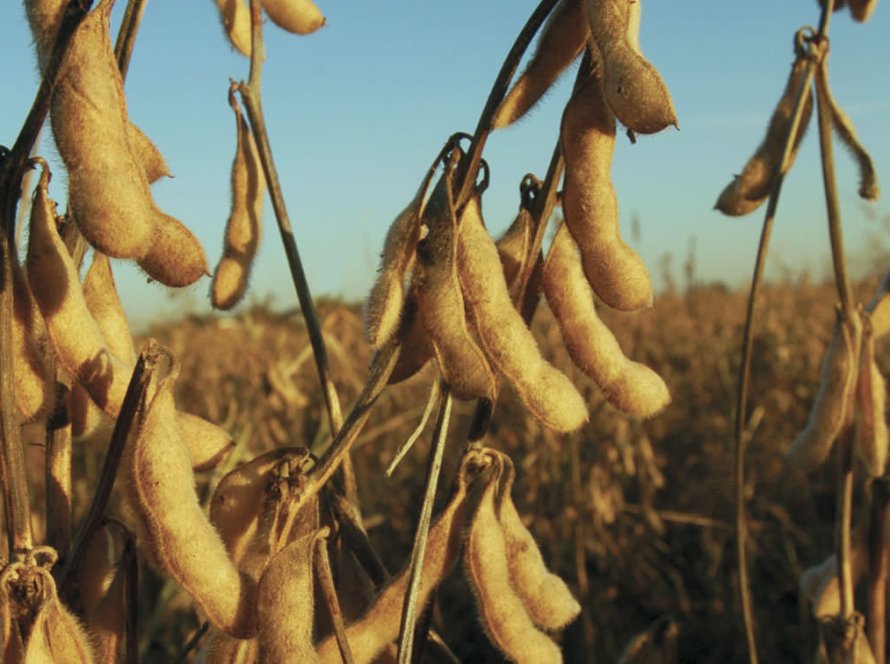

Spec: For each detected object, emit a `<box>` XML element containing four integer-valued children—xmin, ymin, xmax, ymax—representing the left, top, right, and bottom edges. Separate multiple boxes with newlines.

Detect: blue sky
<box><xmin>2</xmin><ymin>1</ymin><xmax>889</xmax><ymax>328</ymax></box>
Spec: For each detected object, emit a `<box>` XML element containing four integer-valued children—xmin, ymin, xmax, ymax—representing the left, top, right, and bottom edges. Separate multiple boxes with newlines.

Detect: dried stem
<box><xmin>44</xmin><ymin>384</ymin><xmax>72</xmax><ymax>559</ymax></box>
<box><xmin>314</xmin><ymin>536</ymin><xmax>355</xmax><ymax>664</ymax></box>
<box><xmin>733</xmin><ymin>29</ymin><xmax>826</xmax><ymax>664</ymax></box>
<box><xmin>868</xmin><ymin>477</ymin><xmax>890</xmax><ymax>664</ymax></box>
<box><xmin>113</xmin><ymin>0</ymin><xmax>149</xmax><ymax>80</ymax></box>
<box><xmin>396</xmin><ymin>385</ymin><xmax>453</xmax><ymax>664</ymax></box>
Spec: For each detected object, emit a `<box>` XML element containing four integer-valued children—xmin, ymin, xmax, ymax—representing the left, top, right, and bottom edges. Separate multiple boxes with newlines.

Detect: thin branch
<box><xmin>396</xmin><ymin>385</ymin><xmax>452</xmax><ymax>664</ymax></box>
<box><xmin>314</xmin><ymin>536</ymin><xmax>355</xmax><ymax>664</ymax></box>
<box><xmin>113</xmin><ymin>0</ymin><xmax>149</xmax><ymax>80</ymax></box>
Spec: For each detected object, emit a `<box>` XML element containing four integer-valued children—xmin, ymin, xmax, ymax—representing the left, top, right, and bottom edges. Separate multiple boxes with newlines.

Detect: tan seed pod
<box><xmin>561</xmin><ymin>70</ymin><xmax>653</xmax><ymax>312</ymax></box>
<box><xmin>543</xmin><ymin>223</ymin><xmax>670</xmax><ymax>417</ymax></box>
<box><xmin>387</xmin><ymin>294</ymin><xmax>435</xmax><ymax>385</ymax></box>
<box><xmin>496</xmin><ymin>205</ymin><xmax>534</xmax><ymax>300</ymax></box>
<box><xmin>124</xmin><ymin>358</ymin><xmax>256</xmax><ymax>637</ymax></box>
<box><xmin>849</xmin><ymin>0</ymin><xmax>878</xmax><ymax>21</ymax></box>
<box><xmin>78</xmin><ymin>525</ymin><xmax>125</xmax><ymax>663</ymax></box>
<box><xmin>26</xmin><ymin>166</ymin><xmax>132</xmax><ymax>417</ymax></box>
<box><xmin>204</xmin><ymin>628</ymin><xmax>258</xmax><ymax>663</ymax></box>
<box><xmin>584</xmin><ymin>0</ymin><xmax>677</xmax><ymax>134</ymax></box>
<box><xmin>23</xmin><ymin>0</ymin><xmax>67</xmax><ymax>71</ymax></box>
<box><xmin>465</xmin><ymin>461</ymin><xmax>562</xmax><ymax>663</ymax></box>
<box><xmin>787</xmin><ymin>314</ymin><xmax>858</xmax><ymax>471</ymax></box>
<box><xmin>83</xmin><ymin>251</ymin><xmax>136</xmax><ymax>365</ymax></box>
<box><xmin>855</xmin><ymin>316</ymin><xmax>888</xmax><ymax>476</ymax></box>
<box><xmin>458</xmin><ymin>195</ymin><xmax>587</xmax><ymax>433</ymax></box>
<box><xmin>715</xmin><ymin>57</ymin><xmax>815</xmax><ymax>216</ymax></box>
<box><xmin>800</xmin><ymin>529</ymin><xmax>869</xmax><ymax>619</ymax></box>
<box><xmin>127</xmin><ymin>122</ymin><xmax>173</xmax><ymax>184</ymax></box>
<box><xmin>11</xmin><ymin>261</ymin><xmax>52</xmax><ymax>423</ymax></box>
<box><xmin>261</xmin><ymin>0</ymin><xmax>326</xmax><ymax>35</ymax></box>
<box><xmin>315</xmin><ymin>455</ymin><xmax>476</xmax><ymax>664</ymax></box>
<box><xmin>138</xmin><ymin>212</ymin><xmax>210</xmax><ymax>288</ymax></box>
<box><xmin>256</xmin><ymin>529</ymin><xmax>328</xmax><ymax>663</ymax></box>
<box><xmin>215</xmin><ymin>0</ymin><xmax>253</xmax><ymax>55</ymax></box>
<box><xmin>494</xmin><ymin>452</ymin><xmax>580</xmax><ymax>631</ymax></box>
<box><xmin>23</xmin><ymin>569</ymin><xmax>95</xmax><ymax>664</ymax></box>
<box><xmin>69</xmin><ymin>383</ymin><xmax>108</xmax><ymax>439</ymax></box>
<box><xmin>180</xmin><ymin>413</ymin><xmax>235</xmax><ymax>471</ymax></box>
<box><xmin>49</xmin><ymin>0</ymin><xmax>156</xmax><ymax>259</ymax></box>
<box><xmin>212</xmin><ymin>97</ymin><xmax>266</xmax><ymax>310</ymax></box>
<box><xmin>494</xmin><ymin>0</ymin><xmax>589</xmax><ymax>129</ymax></box>
<box><xmin>413</xmin><ymin>168</ymin><xmax>496</xmax><ymax>400</ymax></box>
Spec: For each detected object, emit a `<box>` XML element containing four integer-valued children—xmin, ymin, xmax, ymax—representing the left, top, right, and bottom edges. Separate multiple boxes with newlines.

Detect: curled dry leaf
<box><xmin>543</xmin><ymin>223</ymin><xmax>670</xmax><ymax>417</ymax></box>
<box><xmin>561</xmin><ymin>69</ymin><xmax>653</xmax><ymax>312</ymax></box>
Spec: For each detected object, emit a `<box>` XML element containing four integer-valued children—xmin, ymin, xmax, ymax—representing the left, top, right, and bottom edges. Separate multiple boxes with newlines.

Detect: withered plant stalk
<box><xmin>314</xmin><ymin>536</ymin><xmax>355</xmax><ymax>664</ymax></box>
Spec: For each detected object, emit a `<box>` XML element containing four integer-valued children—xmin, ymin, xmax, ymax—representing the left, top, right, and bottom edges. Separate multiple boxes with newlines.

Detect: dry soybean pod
<box><xmin>23</xmin><ymin>0</ymin><xmax>67</xmax><ymax>71</ymax></box>
<box><xmin>465</xmin><ymin>456</ymin><xmax>562</xmax><ymax>663</ymax></box>
<box><xmin>855</xmin><ymin>314</ymin><xmax>888</xmax><ymax>477</ymax></box>
<box><xmin>584</xmin><ymin>0</ymin><xmax>677</xmax><ymax>134</ymax></box>
<box><xmin>127</xmin><ymin>121</ymin><xmax>173</xmax><ymax>184</ymax></box>
<box><xmin>496</xmin><ymin>205</ymin><xmax>534</xmax><ymax>301</ymax></box>
<box><xmin>125</xmin><ymin>356</ymin><xmax>256</xmax><ymax>637</ymax></box>
<box><xmin>801</xmin><ymin>528</ymin><xmax>870</xmax><ymax>618</ymax></box>
<box><xmin>315</xmin><ymin>453</ymin><xmax>476</xmax><ymax>664</ymax></box>
<box><xmin>261</xmin><ymin>0</ymin><xmax>326</xmax><ymax>35</ymax></box>
<box><xmin>561</xmin><ymin>68</ymin><xmax>653</xmax><ymax>312</ymax></box>
<box><xmin>787</xmin><ymin>311</ymin><xmax>858</xmax><ymax>471</ymax></box>
<box><xmin>215</xmin><ymin>0</ymin><xmax>253</xmax><ymax>55</ymax></box>
<box><xmin>387</xmin><ymin>294</ymin><xmax>435</xmax><ymax>385</ymax></box>
<box><xmin>213</xmin><ymin>90</ymin><xmax>266</xmax><ymax>310</ymax></box>
<box><xmin>414</xmin><ymin>162</ymin><xmax>496</xmax><ymax>401</ymax></box>
<box><xmin>849</xmin><ymin>0</ymin><xmax>878</xmax><ymax>21</ymax></box>
<box><xmin>542</xmin><ymin>223</ymin><xmax>670</xmax><ymax>417</ymax></box>
<box><xmin>204</xmin><ymin>629</ymin><xmax>258</xmax><ymax>663</ymax></box>
<box><xmin>493</xmin><ymin>451</ymin><xmax>580</xmax><ymax>631</ymax></box>
<box><xmin>715</xmin><ymin>54</ymin><xmax>815</xmax><ymax>216</ymax></box>
<box><xmin>256</xmin><ymin>528</ymin><xmax>328</xmax><ymax>663</ymax></box>
<box><xmin>11</xmin><ymin>261</ymin><xmax>52</xmax><ymax>423</ymax></box>
<box><xmin>83</xmin><ymin>251</ymin><xmax>136</xmax><ymax>365</ymax></box>
<box><xmin>78</xmin><ymin>525</ymin><xmax>125</xmax><ymax>663</ymax></box>
<box><xmin>49</xmin><ymin>0</ymin><xmax>155</xmax><ymax>259</ymax></box>
<box><xmin>458</xmin><ymin>193</ymin><xmax>587</xmax><ymax>433</ymax></box>
<box><xmin>26</xmin><ymin>164</ymin><xmax>132</xmax><ymax>417</ymax></box>
<box><xmin>23</xmin><ymin>568</ymin><xmax>94</xmax><ymax>664</ymax></box>
<box><xmin>494</xmin><ymin>0</ymin><xmax>589</xmax><ymax>129</ymax></box>
<box><xmin>138</xmin><ymin>212</ymin><xmax>210</xmax><ymax>288</ymax></box>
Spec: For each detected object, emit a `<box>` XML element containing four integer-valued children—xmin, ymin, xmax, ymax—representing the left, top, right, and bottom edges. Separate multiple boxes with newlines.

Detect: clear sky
<box><xmin>2</xmin><ymin>1</ymin><xmax>889</xmax><ymax>329</ymax></box>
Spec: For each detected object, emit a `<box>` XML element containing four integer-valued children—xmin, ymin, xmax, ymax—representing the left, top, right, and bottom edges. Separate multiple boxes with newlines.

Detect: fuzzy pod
<box><xmin>49</xmin><ymin>0</ymin><xmax>155</xmax><ymax>259</ymax></box>
<box><xmin>124</xmin><ymin>360</ymin><xmax>257</xmax><ymax>638</ymax></box>
<box><xmin>212</xmin><ymin>100</ymin><xmax>266</xmax><ymax>310</ymax></box>
<box><xmin>23</xmin><ymin>0</ymin><xmax>67</xmax><ymax>71</ymax></box>
<box><xmin>494</xmin><ymin>0</ymin><xmax>589</xmax><ymax>129</ymax></box>
<box><xmin>11</xmin><ymin>261</ymin><xmax>52</xmax><ymax>423</ymax></box>
<box><xmin>849</xmin><ymin>0</ymin><xmax>878</xmax><ymax>21</ymax></box>
<box><xmin>855</xmin><ymin>318</ymin><xmax>888</xmax><ymax>476</ymax></box>
<box><xmin>458</xmin><ymin>195</ymin><xmax>587</xmax><ymax>433</ymax></box>
<box><xmin>543</xmin><ymin>223</ymin><xmax>670</xmax><ymax>417</ymax></box>
<box><xmin>496</xmin><ymin>206</ymin><xmax>534</xmax><ymax>301</ymax></box>
<box><xmin>26</xmin><ymin>167</ymin><xmax>132</xmax><ymax>417</ymax></box>
<box><xmin>413</xmin><ymin>170</ymin><xmax>496</xmax><ymax>400</ymax></box>
<box><xmin>69</xmin><ymin>383</ymin><xmax>108</xmax><ymax>439</ymax></box>
<box><xmin>138</xmin><ymin>212</ymin><xmax>209</xmax><ymax>288</ymax></box>
<box><xmin>494</xmin><ymin>452</ymin><xmax>580</xmax><ymax>631</ymax></box>
<box><xmin>584</xmin><ymin>0</ymin><xmax>677</xmax><ymax>134</ymax></box>
<box><xmin>256</xmin><ymin>529</ymin><xmax>327</xmax><ymax>663</ymax></box>
<box><xmin>800</xmin><ymin>530</ymin><xmax>869</xmax><ymax>619</ymax></box>
<box><xmin>315</xmin><ymin>457</ymin><xmax>476</xmax><ymax>664</ymax></box>
<box><xmin>561</xmin><ymin>71</ymin><xmax>653</xmax><ymax>312</ymax></box>
<box><xmin>715</xmin><ymin>57</ymin><xmax>815</xmax><ymax>216</ymax></box>
<box><xmin>465</xmin><ymin>462</ymin><xmax>562</xmax><ymax>663</ymax></box>
<box><xmin>215</xmin><ymin>0</ymin><xmax>253</xmax><ymax>55</ymax></box>
<box><xmin>787</xmin><ymin>316</ymin><xmax>858</xmax><ymax>471</ymax></box>
<box><xmin>179</xmin><ymin>414</ymin><xmax>235</xmax><ymax>471</ymax></box>
<box><xmin>83</xmin><ymin>251</ymin><xmax>136</xmax><ymax>365</ymax></box>
<box><xmin>261</xmin><ymin>0</ymin><xmax>326</xmax><ymax>35</ymax></box>
<box><xmin>78</xmin><ymin>526</ymin><xmax>125</xmax><ymax>663</ymax></box>
<box><xmin>23</xmin><ymin>569</ymin><xmax>95</xmax><ymax>664</ymax></box>
<box><xmin>387</xmin><ymin>294</ymin><xmax>435</xmax><ymax>384</ymax></box>
<box><xmin>127</xmin><ymin>122</ymin><xmax>173</xmax><ymax>184</ymax></box>
<box><xmin>204</xmin><ymin>629</ymin><xmax>258</xmax><ymax>663</ymax></box>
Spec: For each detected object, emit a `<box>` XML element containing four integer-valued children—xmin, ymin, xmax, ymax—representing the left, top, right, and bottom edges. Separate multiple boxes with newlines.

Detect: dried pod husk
<box><xmin>26</xmin><ymin>167</ymin><xmax>131</xmax><ymax>417</ymax></box>
<box><xmin>12</xmin><ymin>262</ymin><xmax>52</xmax><ymax>422</ymax></box>
<box><xmin>204</xmin><ymin>629</ymin><xmax>258</xmax><ymax>663</ymax></box>
<box><xmin>127</xmin><ymin>122</ymin><xmax>172</xmax><ymax>184</ymax></box>
<box><xmin>413</xmin><ymin>169</ymin><xmax>496</xmax><ymax>400</ymax></box>
<box><xmin>787</xmin><ymin>315</ymin><xmax>858</xmax><ymax>471</ymax></box>
<box><xmin>215</xmin><ymin>0</ymin><xmax>253</xmax><ymax>55</ymax></box>
<box><xmin>387</xmin><ymin>294</ymin><xmax>434</xmax><ymax>384</ymax></box>
<box><xmin>494</xmin><ymin>452</ymin><xmax>580</xmax><ymax>631</ymax></box>
<box><xmin>458</xmin><ymin>195</ymin><xmax>587</xmax><ymax>433</ymax></box>
<box><xmin>212</xmin><ymin>101</ymin><xmax>265</xmax><ymax>310</ymax></box>
<box><xmin>542</xmin><ymin>223</ymin><xmax>670</xmax><ymax>417</ymax></box>
<box><xmin>83</xmin><ymin>252</ymin><xmax>136</xmax><ymax>365</ymax></box>
<box><xmin>818</xmin><ymin>612</ymin><xmax>876</xmax><ymax>664</ymax></box>
<box><xmin>848</xmin><ymin>0</ymin><xmax>878</xmax><ymax>22</ymax></box>
<box><xmin>496</xmin><ymin>205</ymin><xmax>534</xmax><ymax>300</ymax></box>
<box><xmin>78</xmin><ymin>526</ymin><xmax>125</xmax><ymax>663</ymax></box>
<box><xmin>584</xmin><ymin>0</ymin><xmax>677</xmax><ymax>134</ymax></box>
<box><xmin>69</xmin><ymin>384</ymin><xmax>107</xmax><ymax>439</ymax></box>
<box><xmin>49</xmin><ymin>0</ymin><xmax>156</xmax><ymax>259</ymax></box>
<box><xmin>23</xmin><ymin>569</ymin><xmax>95</xmax><ymax>663</ymax></box>
<box><xmin>179</xmin><ymin>414</ymin><xmax>235</xmax><ymax>471</ymax></box>
<box><xmin>138</xmin><ymin>213</ymin><xmax>209</xmax><ymax>288</ymax></box>
<box><xmin>261</xmin><ymin>0</ymin><xmax>326</xmax><ymax>35</ymax></box>
<box><xmin>715</xmin><ymin>57</ymin><xmax>815</xmax><ymax>216</ymax></box>
<box><xmin>855</xmin><ymin>317</ymin><xmax>888</xmax><ymax>476</ymax></box>
<box><xmin>124</xmin><ymin>358</ymin><xmax>256</xmax><ymax>637</ymax></box>
<box><xmin>315</xmin><ymin>455</ymin><xmax>477</xmax><ymax>664</ymax></box>
<box><xmin>494</xmin><ymin>0</ymin><xmax>589</xmax><ymax>128</ymax></box>
<box><xmin>256</xmin><ymin>529</ymin><xmax>328</xmax><ymax>663</ymax></box>
<box><xmin>465</xmin><ymin>460</ymin><xmax>562</xmax><ymax>663</ymax></box>
<box><xmin>800</xmin><ymin>529</ymin><xmax>869</xmax><ymax>619</ymax></box>
<box><xmin>561</xmin><ymin>70</ymin><xmax>653</xmax><ymax>312</ymax></box>
<box><xmin>23</xmin><ymin>0</ymin><xmax>67</xmax><ymax>71</ymax></box>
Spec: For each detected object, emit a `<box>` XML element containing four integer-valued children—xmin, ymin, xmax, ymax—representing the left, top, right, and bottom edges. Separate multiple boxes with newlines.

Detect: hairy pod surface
<box><xmin>855</xmin><ymin>318</ymin><xmax>888</xmax><ymax>476</ymax></box>
<box><xmin>494</xmin><ymin>0</ymin><xmax>589</xmax><ymax>128</ymax></box>
<box><xmin>584</xmin><ymin>0</ymin><xmax>677</xmax><ymax>134</ymax></box>
<box><xmin>387</xmin><ymin>294</ymin><xmax>435</xmax><ymax>384</ymax></box>
<box><xmin>715</xmin><ymin>57</ymin><xmax>814</xmax><ymax>216</ymax></box>
<box><xmin>465</xmin><ymin>462</ymin><xmax>562</xmax><ymax>663</ymax></box>
<box><xmin>414</xmin><ymin>170</ymin><xmax>496</xmax><ymax>400</ymax></box>
<box><xmin>543</xmin><ymin>224</ymin><xmax>670</xmax><ymax>417</ymax></box>
<box><xmin>23</xmin><ymin>0</ymin><xmax>67</xmax><ymax>71</ymax></box>
<box><xmin>458</xmin><ymin>195</ymin><xmax>587</xmax><ymax>432</ymax></box>
<box><xmin>138</xmin><ymin>213</ymin><xmax>210</xmax><ymax>288</ymax></box>
<box><xmin>49</xmin><ymin>0</ymin><xmax>156</xmax><ymax>258</ymax></box>
<box><xmin>561</xmin><ymin>71</ymin><xmax>653</xmax><ymax>311</ymax></box>
<box><xmin>215</xmin><ymin>0</ymin><xmax>253</xmax><ymax>55</ymax></box>
<box><xmin>213</xmin><ymin>102</ymin><xmax>266</xmax><ymax>310</ymax></box>
<box><xmin>495</xmin><ymin>452</ymin><xmax>580</xmax><ymax>631</ymax></box>
<box><xmin>261</xmin><ymin>0</ymin><xmax>326</xmax><ymax>35</ymax></box>
<box><xmin>23</xmin><ymin>569</ymin><xmax>95</xmax><ymax>663</ymax></box>
<box><xmin>204</xmin><ymin>629</ymin><xmax>258</xmax><ymax>663</ymax></box>
<box><xmin>12</xmin><ymin>262</ymin><xmax>52</xmax><ymax>422</ymax></box>
<box><xmin>787</xmin><ymin>316</ymin><xmax>858</xmax><ymax>471</ymax></box>
<box><xmin>496</xmin><ymin>206</ymin><xmax>534</xmax><ymax>300</ymax></box>
<box><xmin>127</xmin><ymin>122</ymin><xmax>173</xmax><ymax>184</ymax></box>
<box><xmin>83</xmin><ymin>252</ymin><xmax>136</xmax><ymax>365</ymax></box>
<box><xmin>125</xmin><ymin>360</ymin><xmax>256</xmax><ymax>637</ymax></box>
